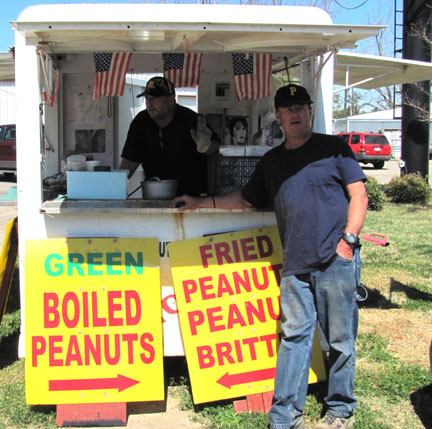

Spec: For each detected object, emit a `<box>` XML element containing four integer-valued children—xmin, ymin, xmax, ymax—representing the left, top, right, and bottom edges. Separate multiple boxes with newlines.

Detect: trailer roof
<box><xmin>335</xmin><ymin>52</ymin><xmax>432</xmax><ymax>90</ymax></box>
<box><xmin>12</xmin><ymin>4</ymin><xmax>383</xmax><ymax>64</ymax></box>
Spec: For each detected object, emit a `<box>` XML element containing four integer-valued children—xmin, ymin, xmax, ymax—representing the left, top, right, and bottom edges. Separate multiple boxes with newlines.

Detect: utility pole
<box><xmin>401</xmin><ymin>0</ymin><xmax>431</xmax><ymax>178</ymax></box>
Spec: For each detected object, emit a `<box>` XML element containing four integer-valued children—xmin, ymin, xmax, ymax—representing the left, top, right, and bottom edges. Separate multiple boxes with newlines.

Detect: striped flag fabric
<box><xmin>232</xmin><ymin>53</ymin><xmax>272</xmax><ymax>101</ymax></box>
<box><xmin>39</xmin><ymin>50</ymin><xmax>59</xmax><ymax>107</ymax></box>
<box><xmin>93</xmin><ymin>52</ymin><xmax>132</xmax><ymax>100</ymax></box>
<box><xmin>163</xmin><ymin>53</ymin><xmax>203</xmax><ymax>88</ymax></box>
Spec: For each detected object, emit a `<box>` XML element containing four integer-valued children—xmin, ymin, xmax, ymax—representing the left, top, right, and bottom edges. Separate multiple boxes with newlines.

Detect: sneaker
<box><xmin>314</xmin><ymin>414</ymin><xmax>354</xmax><ymax>429</ymax></box>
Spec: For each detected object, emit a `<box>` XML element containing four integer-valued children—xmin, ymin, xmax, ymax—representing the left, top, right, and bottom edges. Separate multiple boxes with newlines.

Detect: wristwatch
<box><xmin>342</xmin><ymin>232</ymin><xmax>359</xmax><ymax>246</ymax></box>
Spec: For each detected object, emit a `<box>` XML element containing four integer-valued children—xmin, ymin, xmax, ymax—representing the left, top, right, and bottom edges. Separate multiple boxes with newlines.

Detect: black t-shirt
<box><xmin>121</xmin><ymin>105</ymin><xmax>207</xmax><ymax>196</ymax></box>
<box><xmin>242</xmin><ymin>133</ymin><xmax>366</xmax><ymax>275</ymax></box>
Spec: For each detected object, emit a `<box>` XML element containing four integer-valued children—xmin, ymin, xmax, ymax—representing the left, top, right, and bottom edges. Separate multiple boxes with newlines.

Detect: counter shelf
<box><xmin>40</xmin><ymin>199</ymin><xmax>262</xmax><ymax>215</ymax></box>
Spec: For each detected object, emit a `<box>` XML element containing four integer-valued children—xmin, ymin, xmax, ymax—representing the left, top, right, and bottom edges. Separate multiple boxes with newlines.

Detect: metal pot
<box><xmin>141</xmin><ymin>177</ymin><xmax>178</xmax><ymax>200</ymax></box>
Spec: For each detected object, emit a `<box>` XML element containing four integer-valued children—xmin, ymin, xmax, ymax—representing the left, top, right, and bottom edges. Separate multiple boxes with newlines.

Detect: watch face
<box><xmin>344</xmin><ymin>233</ymin><xmax>358</xmax><ymax>244</ymax></box>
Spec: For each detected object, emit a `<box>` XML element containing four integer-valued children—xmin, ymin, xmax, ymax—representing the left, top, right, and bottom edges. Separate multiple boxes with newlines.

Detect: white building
<box><xmin>0</xmin><ymin>51</ymin><xmax>15</xmax><ymax>124</ymax></box>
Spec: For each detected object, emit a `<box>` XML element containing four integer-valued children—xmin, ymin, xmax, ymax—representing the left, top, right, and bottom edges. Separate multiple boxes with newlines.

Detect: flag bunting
<box><xmin>93</xmin><ymin>52</ymin><xmax>132</xmax><ymax>100</ymax></box>
<box><xmin>232</xmin><ymin>53</ymin><xmax>272</xmax><ymax>101</ymax></box>
<box><xmin>39</xmin><ymin>50</ymin><xmax>59</xmax><ymax>107</ymax></box>
<box><xmin>163</xmin><ymin>53</ymin><xmax>203</xmax><ymax>88</ymax></box>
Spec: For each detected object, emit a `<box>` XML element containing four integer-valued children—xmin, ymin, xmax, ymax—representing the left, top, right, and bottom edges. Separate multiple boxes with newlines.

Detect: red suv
<box><xmin>0</xmin><ymin>124</ymin><xmax>16</xmax><ymax>176</ymax></box>
<box><xmin>337</xmin><ymin>132</ymin><xmax>392</xmax><ymax>169</ymax></box>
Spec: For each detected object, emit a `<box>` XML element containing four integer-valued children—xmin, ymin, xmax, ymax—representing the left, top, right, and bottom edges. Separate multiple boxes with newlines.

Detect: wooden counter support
<box><xmin>233</xmin><ymin>391</ymin><xmax>274</xmax><ymax>414</ymax></box>
<box><xmin>57</xmin><ymin>403</ymin><xmax>127</xmax><ymax>427</ymax></box>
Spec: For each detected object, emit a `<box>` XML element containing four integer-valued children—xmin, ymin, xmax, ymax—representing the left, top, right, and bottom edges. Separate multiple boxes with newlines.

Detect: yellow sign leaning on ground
<box><xmin>169</xmin><ymin>226</ymin><xmax>326</xmax><ymax>404</ymax></box>
<box><xmin>25</xmin><ymin>237</ymin><xmax>164</xmax><ymax>405</ymax></box>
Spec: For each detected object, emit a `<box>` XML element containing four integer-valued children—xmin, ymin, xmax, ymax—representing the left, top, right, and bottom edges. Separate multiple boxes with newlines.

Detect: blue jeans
<box><xmin>269</xmin><ymin>251</ymin><xmax>359</xmax><ymax>429</ymax></box>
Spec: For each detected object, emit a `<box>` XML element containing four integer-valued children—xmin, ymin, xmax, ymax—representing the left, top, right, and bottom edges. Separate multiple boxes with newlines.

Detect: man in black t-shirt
<box><xmin>172</xmin><ymin>84</ymin><xmax>368</xmax><ymax>429</ymax></box>
<box><xmin>121</xmin><ymin>76</ymin><xmax>216</xmax><ymax>196</ymax></box>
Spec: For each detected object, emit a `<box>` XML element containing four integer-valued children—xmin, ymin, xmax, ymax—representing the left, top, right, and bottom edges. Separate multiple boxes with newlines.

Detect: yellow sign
<box><xmin>25</xmin><ymin>238</ymin><xmax>164</xmax><ymax>405</ymax></box>
<box><xmin>169</xmin><ymin>227</ymin><xmax>326</xmax><ymax>404</ymax></box>
<box><xmin>0</xmin><ymin>218</ymin><xmax>18</xmax><ymax>321</ymax></box>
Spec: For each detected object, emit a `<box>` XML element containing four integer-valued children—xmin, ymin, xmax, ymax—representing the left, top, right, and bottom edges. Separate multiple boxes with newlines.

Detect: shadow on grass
<box><xmin>389</xmin><ymin>278</ymin><xmax>432</xmax><ymax>303</ymax></box>
<box><xmin>410</xmin><ymin>383</ymin><xmax>432</xmax><ymax>429</ymax></box>
<box><xmin>357</xmin><ymin>286</ymin><xmax>399</xmax><ymax>309</ymax></box>
<box><xmin>357</xmin><ymin>277</ymin><xmax>432</xmax><ymax>310</ymax></box>
<box><xmin>0</xmin><ymin>332</ymin><xmax>19</xmax><ymax>369</ymax></box>
<box><xmin>306</xmin><ymin>381</ymin><xmax>327</xmax><ymax>418</ymax></box>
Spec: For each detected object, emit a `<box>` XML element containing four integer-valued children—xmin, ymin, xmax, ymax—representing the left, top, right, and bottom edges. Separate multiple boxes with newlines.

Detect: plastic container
<box><xmin>67</xmin><ymin>170</ymin><xmax>128</xmax><ymax>199</ymax></box>
<box><xmin>67</xmin><ymin>155</ymin><xmax>86</xmax><ymax>171</ymax></box>
<box><xmin>86</xmin><ymin>160</ymin><xmax>101</xmax><ymax>171</ymax></box>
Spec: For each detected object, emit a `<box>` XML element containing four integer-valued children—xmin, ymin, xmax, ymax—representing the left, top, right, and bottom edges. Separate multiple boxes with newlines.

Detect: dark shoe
<box><xmin>314</xmin><ymin>414</ymin><xmax>354</xmax><ymax>429</ymax></box>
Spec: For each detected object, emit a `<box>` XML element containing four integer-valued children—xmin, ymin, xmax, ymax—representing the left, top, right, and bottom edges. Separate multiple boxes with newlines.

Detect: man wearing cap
<box><xmin>172</xmin><ymin>83</ymin><xmax>368</xmax><ymax>429</ymax></box>
<box><xmin>120</xmin><ymin>76</ymin><xmax>217</xmax><ymax>196</ymax></box>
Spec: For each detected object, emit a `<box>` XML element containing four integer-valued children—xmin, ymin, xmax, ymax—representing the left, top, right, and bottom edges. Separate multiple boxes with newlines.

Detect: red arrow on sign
<box><xmin>217</xmin><ymin>367</ymin><xmax>275</xmax><ymax>389</ymax></box>
<box><xmin>49</xmin><ymin>374</ymin><xmax>139</xmax><ymax>393</ymax></box>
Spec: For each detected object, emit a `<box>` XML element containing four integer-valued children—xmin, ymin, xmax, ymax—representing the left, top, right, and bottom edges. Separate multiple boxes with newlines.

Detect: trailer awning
<box><xmin>334</xmin><ymin>51</ymin><xmax>432</xmax><ymax>91</ymax></box>
<box><xmin>0</xmin><ymin>52</ymin><xmax>15</xmax><ymax>82</ymax></box>
<box><xmin>12</xmin><ymin>4</ymin><xmax>383</xmax><ymax>65</ymax></box>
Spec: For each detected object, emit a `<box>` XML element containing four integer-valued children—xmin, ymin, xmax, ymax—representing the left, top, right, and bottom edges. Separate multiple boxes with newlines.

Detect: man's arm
<box><xmin>120</xmin><ymin>158</ymin><xmax>140</xmax><ymax>179</ymax></box>
<box><xmin>337</xmin><ymin>180</ymin><xmax>368</xmax><ymax>259</ymax></box>
<box><xmin>170</xmin><ymin>190</ymin><xmax>252</xmax><ymax>211</ymax></box>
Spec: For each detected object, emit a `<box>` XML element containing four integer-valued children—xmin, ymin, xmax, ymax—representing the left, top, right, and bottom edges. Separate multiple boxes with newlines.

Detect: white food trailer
<box><xmin>12</xmin><ymin>3</ymin><xmax>382</xmax><ymax>403</ymax></box>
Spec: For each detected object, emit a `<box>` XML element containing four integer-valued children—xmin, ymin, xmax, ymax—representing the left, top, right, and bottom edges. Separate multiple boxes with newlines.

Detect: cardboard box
<box><xmin>67</xmin><ymin>170</ymin><xmax>128</xmax><ymax>200</ymax></box>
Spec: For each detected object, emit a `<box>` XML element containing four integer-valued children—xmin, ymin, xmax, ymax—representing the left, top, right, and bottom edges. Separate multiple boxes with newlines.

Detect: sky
<box><xmin>0</xmin><ymin>0</ymin><xmax>395</xmax><ymax>54</ymax></box>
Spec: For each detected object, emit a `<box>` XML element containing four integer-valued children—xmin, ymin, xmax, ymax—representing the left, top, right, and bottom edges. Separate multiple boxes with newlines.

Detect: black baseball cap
<box><xmin>274</xmin><ymin>84</ymin><xmax>313</xmax><ymax>109</ymax></box>
<box><xmin>137</xmin><ymin>76</ymin><xmax>175</xmax><ymax>98</ymax></box>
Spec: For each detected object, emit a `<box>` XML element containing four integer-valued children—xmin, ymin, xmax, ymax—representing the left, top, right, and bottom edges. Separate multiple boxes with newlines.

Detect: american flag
<box><xmin>163</xmin><ymin>53</ymin><xmax>203</xmax><ymax>88</ymax></box>
<box><xmin>93</xmin><ymin>52</ymin><xmax>132</xmax><ymax>100</ymax></box>
<box><xmin>232</xmin><ymin>53</ymin><xmax>272</xmax><ymax>101</ymax></box>
<box><xmin>40</xmin><ymin>50</ymin><xmax>59</xmax><ymax>107</ymax></box>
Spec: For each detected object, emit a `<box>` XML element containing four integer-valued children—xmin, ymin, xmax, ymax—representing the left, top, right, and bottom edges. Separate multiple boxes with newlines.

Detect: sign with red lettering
<box><xmin>169</xmin><ymin>227</ymin><xmax>326</xmax><ymax>404</ymax></box>
<box><xmin>25</xmin><ymin>238</ymin><xmax>164</xmax><ymax>405</ymax></box>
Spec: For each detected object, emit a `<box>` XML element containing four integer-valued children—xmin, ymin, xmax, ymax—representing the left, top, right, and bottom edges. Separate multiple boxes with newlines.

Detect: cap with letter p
<box><xmin>274</xmin><ymin>84</ymin><xmax>313</xmax><ymax>109</ymax></box>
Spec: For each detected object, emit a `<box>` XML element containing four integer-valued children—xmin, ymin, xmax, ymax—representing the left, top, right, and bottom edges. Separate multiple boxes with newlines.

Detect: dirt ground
<box><xmin>117</xmin><ymin>394</ymin><xmax>203</xmax><ymax>429</ymax></box>
<box><xmin>359</xmin><ymin>308</ymin><xmax>432</xmax><ymax>370</ymax></box>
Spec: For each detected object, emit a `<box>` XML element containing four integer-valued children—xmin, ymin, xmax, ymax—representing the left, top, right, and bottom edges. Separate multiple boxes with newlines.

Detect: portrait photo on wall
<box><xmin>224</xmin><ymin>116</ymin><xmax>249</xmax><ymax>146</ymax></box>
<box><xmin>200</xmin><ymin>114</ymin><xmax>250</xmax><ymax>147</ymax></box>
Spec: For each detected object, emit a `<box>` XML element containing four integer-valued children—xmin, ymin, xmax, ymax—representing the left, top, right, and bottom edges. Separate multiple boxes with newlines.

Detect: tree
<box><xmin>333</xmin><ymin>91</ymin><xmax>368</xmax><ymax>118</ymax></box>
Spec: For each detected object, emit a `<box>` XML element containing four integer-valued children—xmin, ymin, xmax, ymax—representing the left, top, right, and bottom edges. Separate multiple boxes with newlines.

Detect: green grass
<box><xmin>1</xmin><ymin>202</ymin><xmax>431</xmax><ymax>428</ymax></box>
<box><xmin>0</xmin><ymin>310</ymin><xmax>20</xmax><ymax>342</ymax></box>
<box><xmin>356</xmin><ymin>332</ymin><xmax>396</xmax><ymax>363</ymax></box>
<box><xmin>360</xmin><ymin>203</ymin><xmax>432</xmax><ymax>312</ymax></box>
<box><xmin>0</xmin><ymin>271</ymin><xmax>56</xmax><ymax>428</ymax></box>
<box><xmin>356</xmin><ymin>362</ymin><xmax>431</xmax><ymax>405</ymax></box>
<box><xmin>0</xmin><ymin>360</ymin><xmax>56</xmax><ymax>429</ymax></box>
